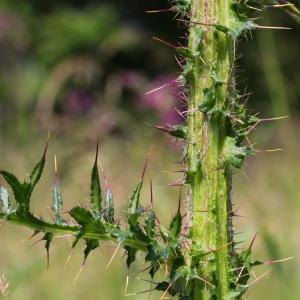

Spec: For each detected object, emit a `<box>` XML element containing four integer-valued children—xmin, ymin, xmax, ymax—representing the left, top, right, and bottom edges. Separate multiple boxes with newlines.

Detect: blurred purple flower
<box><xmin>62</xmin><ymin>90</ymin><xmax>93</xmax><ymax>115</ymax></box>
<box><xmin>140</xmin><ymin>75</ymin><xmax>183</xmax><ymax>125</ymax></box>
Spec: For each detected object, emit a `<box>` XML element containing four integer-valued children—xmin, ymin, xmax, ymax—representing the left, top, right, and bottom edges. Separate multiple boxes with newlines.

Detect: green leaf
<box><xmin>0</xmin><ymin>143</ymin><xmax>47</xmax><ymax>214</ymax></box>
<box><xmin>70</xmin><ymin>207</ymin><xmax>94</xmax><ymax>226</ymax></box>
<box><xmin>128</xmin><ymin>180</ymin><xmax>143</xmax><ymax>217</ymax></box>
<box><xmin>69</xmin><ymin>206</ymin><xmax>106</xmax><ymax>248</ymax></box>
<box><xmin>223</xmin><ymin>137</ymin><xmax>253</xmax><ymax>168</ymax></box>
<box><xmin>83</xmin><ymin>239</ymin><xmax>99</xmax><ymax>263</ymax></box>
<box><xmin>103</xmin><ymin>189</ymin><xmax>114</xmax><ymax>224</ymax></box>
<box><xmin>90</xmin><ymin>143</ymin><xmax>102</xmax><ymax>220</ymax></box>
<box><xmin>176</xmin><ymin>47</ymin><xmax>199</xmax><ymax>60</ymax></box>
<box><xmin>26</xmin><ymin>146</ymin><xmax>47</xmax><ymax>196</ymax></box>
<box><xmin>169</xmin><ymin>196</ymin><xmax>182</xmax><ymax>241</ymax></box>
<box><xmin>144</xmin><ymin>210</ymin><xmax>155</xmax><ymax>239</ymax></box>
<box><xmin>153</xmin><ymin>124</ymin><xmax>187</xmax><ymax>139</ymax></box>
<box><xmin>198</xmin><ymin>88</ymin><xmax>216</xmax><ymax>113</ymax></box>
<box><xmin>0</xmin><ymin>171</ymin><xmax>24</xmax><ymax>206</ymax></box>
<box><xmin>42</xmin><ymin>232</ymin><xmax>53</xmax><ymax>269</ymax></box>
<box><xmin>124</xmin><ymin>246</ymin><xmax>137</xmax><ymax>268</ymax></box>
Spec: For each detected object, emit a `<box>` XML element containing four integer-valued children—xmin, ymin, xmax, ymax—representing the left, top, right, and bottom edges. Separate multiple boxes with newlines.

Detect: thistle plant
<box><xmin>0</xmin><ymin>1</ymin><xmax>296</xmax><ymax>299</ymax></box>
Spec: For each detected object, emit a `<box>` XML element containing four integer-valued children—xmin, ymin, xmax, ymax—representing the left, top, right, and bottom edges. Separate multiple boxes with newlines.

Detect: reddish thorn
<box><xmin>141</xmin><ymin>146</ymin><xmax>154</xmax><ymax>181</ymax></box>
<box><xmin>145</xmin><ymin>8</ymin><xmax>173</xmax><ymax>14</ymax></box>
<box><xmin>150</xmin><ymin>179</ymin><xmax>154</xmax><ymax>207</ymax></box>
<box><xmin>43</xmin><ymin>130</ymin><xmax>51</xmax><ymax>158</ymax></box>
<box><xmin>248</xmin><ymin>233</ymin><xmax>258</xmax><ymax>254</ymax></box>
<box><xmin>177</xmin><ymin>189</ymin><xmax>182</xmax><ymax>214</ymax></box>
<box><xmin>95</xmin><ymin>140</ymin><xmax>99</xmax><ymax>164</ymax></box>
<box><xmin>152</xmin><ymin>36</ymin><xmax>177</xmax><ymax>49</ymax></box>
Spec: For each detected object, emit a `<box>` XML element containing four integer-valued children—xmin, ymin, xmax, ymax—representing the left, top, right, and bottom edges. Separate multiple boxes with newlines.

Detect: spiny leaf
<box><xmin>176</xmin><ymin>47</ymin><xmax>199</xmax><ymax>60</ymax></box>
<box><xmin>124</xmin><ymin>246</ymin><xmax>137</xmax><ymax>268</ymax></box>
<box><xmin>69</xmin><ymin>206</ymin><xmax>106</xmax><ymax>248</ymax></box>
<box><xmin>169</xmin><ymin>192</ymin><xmax>182</xmax><ymax>240</ymax></box>
<box><xmin>153</xmin><ymin>124</ymin><xmax>187</xmax><ymax>139</ymax></box>
<box><xmin>223</xmin><ymin>137</ymin><xmax>253</xmax><ymax>168</ymax></box>
<box><xmin>0</xmin><ymin>171</ymin><xmax>24</xmax><ymax>207</ymax></box>
<box><xmin>42</xmin><ymin>232</ymin><xmax>53</xmax><ymax>269</ymax></box>
<box><xmin>0</xmin><ymin>141</ymin><xmax>48</xmax><ymax>214</ymax></box>
<box><xmin>198</xmin><ymin>87</ymin><xmax>216</xmax><ymax>113</ymax></box>
<box><xmin>26</xmin><ymin>142</ymin><xmax>47</xmax><ymax>196</ymax></box>
<box><xmin>172</xmin><ymin>0</ymin><xmax>191</xmax><ymax>13</ymax></box>
<box><xmin>128</xmin><ymin>181</ymin><xmax>143</xmax><ymax>217</ymax></box>
<box><xmin>83</xmin><ymin>239</ymin><xmax>99</xmax><ymax>264</ymax></box>
<box><xmin>144</xmin><ymin>210</ymin><xmax>156</xmax><ymax>239</ymax></box>
<box><xmin>70</xmin><ymin>207</ymin><xmax>94</xmax><ymax>226</ymax></box>
<box><xmin>128</xmin><ymin>148</ymin><xmax>151</xmax><ymax>223</ymax></box>
<box><xmin>90</xmin><ymin>142</ymin><xmax>102</xmax><ymax>220</ymax></box>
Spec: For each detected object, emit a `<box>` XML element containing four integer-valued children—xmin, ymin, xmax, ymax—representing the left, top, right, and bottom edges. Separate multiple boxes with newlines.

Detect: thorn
<box><xmin>95</xmin><ymin>140</ymin><xmax>99</xmax><ymax>164</ymax></box>
<box><xmin>174</xmin><ymin>107</ymin><xmax>186</xmax><ymax>121</ymax></box>
<box><xmin>43</xmin><ymin>130</ymin><xmax>51</xmax><ymax>158</ymax></box>
<box><xmin>21</xmin><ymin>231</ymin><xmax>40</xmax><ymax>243</ymax></box>
<box><xmin>152</xmin><ymin>36</ymin><xmax>177</xmax><ymax>49</ymax></box>
<box><xmin>73</xmin><ymin>264</ymin><xmax>84</xmax><ymax>284</ymax></box>
<box><xmin>54</xmin><ymin>155</ymin><xmax>58</xmax><ymax>175</ymax></box>
<box><xmin>150</xmin><ymin>179</ymin><xmax>154</xmax><ymax>207</ymax></box>
<box><xmin>248</xmin><ymin>233</ymin><xmax>258</xmax><ymax>255</ymax></box>
<box><xmin>64</xmin><ymin>248</ymin><xmax>73</xmax><ymax>270</ymax></box>
<box><xmin>141</xmin><ymin>146</ymin><xmax>154</xmax><ymax>181</ymax></box>
<box><xmin>135</xmin><ymin>277</ymin><xmax>159</xmax><ymax>285</ymax></box>
<box><xmin>125</xmin><ymin>288</ymin><xmax>156</xmax><ymax>297</ymax></box>
<box><xmin>145</xmin><ymin>8</ymin><xmax>173</xmax><ymax>14</ymax></box>
<box><xmin>195</xmin><ymin>275</ymin><xmax>215</xmax><ymax>288</ymax></box>
<box><xmin>261</xmin><ymin>256</ymin><xmax>294</xmax><ymax>265</ymax></box>
<box><xmin>177</xmin><ymin>189</ymin><xmax>182</xmax><ymax>214</ymax></box>
<box><xmin>124</xmin><ymin>275</ymin><xmax>130</xmax><ymax>296</ymax></box>
<box><xmin>247</xmin><ymin>269</ymin><xmax>272</xmax><ymax>287</ymax></box>
<box><xmin>264</xmin><ymin>3</ymin><xmax>295</xmax><ymax>8</ymax></box>
<box><xmin>46</xmin><ymin>249</ymin><xmax>50</xmax><ymax>271</ymax></box>
<box><xmin>145</xmin><ymin>78</ymin><xmax>177</xmax><ymax>95</ymax></box>
<box><xmin>159</xmin><ymin>282</ymin><xmax>172</xmax><ymax>300</ymax></box>
<box><xmin>255</xmin><ymin>148</ymin><xmax>283</xmax><ymax>153</ymax></box>
<box><xmin>259</xmin><ymin>115</ymin><xmax>289</xmax><ymax>122</ymax></box>
<box><xmin>106</xmin><ymin>242</ymin><xmax>121</xmax><ymax>269</ymax></box>
<box><xmin>133</xmin><ymin>265</ymin><xmax>152</xmax><ymax>278</ymax></box>
<box><xmin>255</xmin><ymin>24</ymin><xmax>291</xmax><ymax>30</ymax></box>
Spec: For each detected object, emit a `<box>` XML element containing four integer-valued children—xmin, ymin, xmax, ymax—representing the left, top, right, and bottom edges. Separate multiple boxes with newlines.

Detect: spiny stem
<box><xmin>187</xmin><ymin>0</ymin><xmax>232</xmax><ymax>298</ymax></box>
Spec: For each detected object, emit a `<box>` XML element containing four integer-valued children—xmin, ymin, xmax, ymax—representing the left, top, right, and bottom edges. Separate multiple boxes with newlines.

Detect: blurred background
<box><xmin>0</xmin><ymin>0</ymin><xmax>299</xmax><ymax>299</ymax></box>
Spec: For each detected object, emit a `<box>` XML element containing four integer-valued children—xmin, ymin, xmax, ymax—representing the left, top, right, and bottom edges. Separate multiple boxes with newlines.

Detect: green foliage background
<box><xmin>0</xmin><ymin>0</ymin><xmax>299</xmax><ymax>299</ymax></box>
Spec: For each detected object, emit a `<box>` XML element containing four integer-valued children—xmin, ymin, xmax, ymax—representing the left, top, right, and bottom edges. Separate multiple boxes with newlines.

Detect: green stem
<box><xmin>187</xmin><ymin>1</ymin><xmax>232</xmax><ymax>299</ymax></box>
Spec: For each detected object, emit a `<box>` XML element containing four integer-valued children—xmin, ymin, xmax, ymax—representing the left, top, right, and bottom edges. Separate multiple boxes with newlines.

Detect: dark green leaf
<box><xmin>198</xmin><ymin>88</ymin><xmax>216</xmax><ymax>113</ymax></box>
<box><xmin>42</xmin><ymin>232</ymin><xmax>53</xmax><ymax>269</ymax></box>
<box><xmin>128</xmin><ymin>180</ymin><xmax>143</xmax><ymax>216</ymax></box>
<box><xmin>83</xmin><ymin>238</ymin><xmax>99</xmax><ymax>263</ymax></box>
<box><xmin>70</xmin><ymin>207</ymin><xmax>94</xmax><ymax>226</ymax></box>
<box><xmin>144</xmin><ymin>210</ymin><xmax>155</xmax><ymax>239</ymax></box>
<box><xmin>124</xmin><ymin>246</ymin><xmax>137</xmax><ymax>268</ymax></box>
<box><xmin>0</xmin><ymin>171</ymin><xmax>25</xmax><ymax>209</ymax></box>
<box><xmin>26</xmin><ymin>148</ymin><xmax>46</xmax><ymax>196</ymax></box>
<box><xmin>90</xmin><ymin>143</ymin><xmax>102</xmax><ymax>220</ymax></box>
